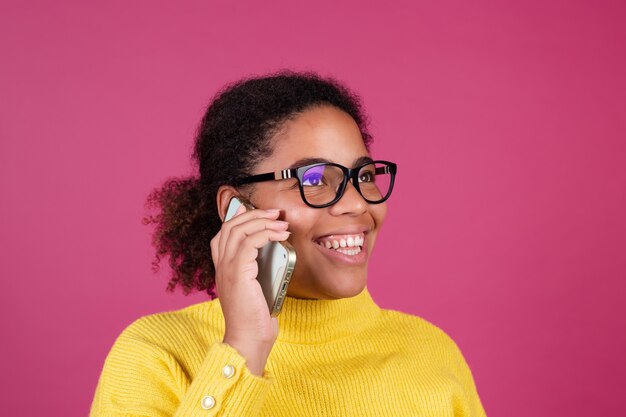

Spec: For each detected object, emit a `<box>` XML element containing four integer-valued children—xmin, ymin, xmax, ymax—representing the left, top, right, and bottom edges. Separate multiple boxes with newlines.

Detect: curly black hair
<box><xmin>143</xmin><ymin>70</ymin><xmax>372</xmax><ymax>297</ymax></box>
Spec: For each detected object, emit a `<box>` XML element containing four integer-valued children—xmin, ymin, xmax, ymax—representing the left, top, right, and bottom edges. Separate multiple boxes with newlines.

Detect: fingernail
<box><xmin>266</xmin><ymin>209</ymin><xmax>280</xmax><ymax>214</ymax></box>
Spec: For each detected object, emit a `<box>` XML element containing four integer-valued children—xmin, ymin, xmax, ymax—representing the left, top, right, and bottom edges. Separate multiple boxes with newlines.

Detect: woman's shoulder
<box><xmin>111</xmin><ymin>298</ymin><xmax>224</xmax><ymax>353</ymax></box>
<box><xmin>375</xmin><ymin>307</ymin><xmax>468</xmax><ymax>360</ymax></box>
<box><xmin>378</xmin><ymin>307</ymin><xmax>451</xmax><ymax>336</ymax></box>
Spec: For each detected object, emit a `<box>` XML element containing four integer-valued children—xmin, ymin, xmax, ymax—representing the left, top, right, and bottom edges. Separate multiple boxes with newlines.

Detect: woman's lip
<box><xmin>313</xmin><ymin>225</ymin><xmax>371</xmax><ymax>240</ymax></box>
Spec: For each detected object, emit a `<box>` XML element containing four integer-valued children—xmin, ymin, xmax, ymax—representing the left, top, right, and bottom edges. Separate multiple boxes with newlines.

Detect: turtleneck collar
<box><xmin>208</xmin><ymin>287</ymin><xmax>382</xmax><ymax>345</ymax></box>
<box><xmin>275</xmin><ymin>286</ymin><xmax>381</xmax><ymax>344</ymax></box>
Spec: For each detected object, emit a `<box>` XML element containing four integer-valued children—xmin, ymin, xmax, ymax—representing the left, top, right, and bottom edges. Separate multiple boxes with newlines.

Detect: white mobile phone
<box><xmin>224</xmin><ymin>197</ymin><xmax>296</xmax><ymax>316</ymax></box>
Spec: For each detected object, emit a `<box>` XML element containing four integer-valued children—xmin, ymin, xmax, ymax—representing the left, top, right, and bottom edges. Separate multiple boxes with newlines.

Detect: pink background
<box><xmin>1</xmin><ymin>1</ymin><xmax>625</xmax><ymax>415</ymax></box>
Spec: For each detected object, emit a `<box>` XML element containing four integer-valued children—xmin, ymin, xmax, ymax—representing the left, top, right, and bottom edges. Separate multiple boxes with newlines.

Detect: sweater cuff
<box><xmin>174</xmin><ymin>342</ymin><xmax>273</xmax><ymax>417</ymax></box>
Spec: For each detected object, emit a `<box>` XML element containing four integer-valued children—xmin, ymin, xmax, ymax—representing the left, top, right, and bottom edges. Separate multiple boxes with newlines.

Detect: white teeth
<box><xmin>336</xmin><ymin>246</ymin><xmax>362</xmax><ymax>255</ymax></box>
<box><xmin>316</xmin><ymin>234</ymin><xmax>365</xmax><ymax>251</ymax></box>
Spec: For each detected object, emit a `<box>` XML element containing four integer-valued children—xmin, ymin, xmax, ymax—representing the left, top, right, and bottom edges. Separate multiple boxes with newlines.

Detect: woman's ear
<box><xmin>216</xmin><ymin>185</ymin><xmax>241</xmax><ymax>222</ymax></box>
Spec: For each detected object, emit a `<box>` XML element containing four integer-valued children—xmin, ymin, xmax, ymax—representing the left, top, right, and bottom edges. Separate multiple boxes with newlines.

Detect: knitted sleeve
<box><xmin>449</xmin><ymin>340</ymin><xmax>488</xmax><ymax>417</ymax></box>
<box><xmin>89</xmin><ymin>334</ymin><xmax>273</xmax><ymax>417</ymax></box>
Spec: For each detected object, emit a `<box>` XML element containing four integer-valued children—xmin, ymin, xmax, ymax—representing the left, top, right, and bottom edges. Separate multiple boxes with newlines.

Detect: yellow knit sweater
<box><xmin>90</xmin><ymin>287</ymin><xmax>487</xmax><ymax>416</ymax></box>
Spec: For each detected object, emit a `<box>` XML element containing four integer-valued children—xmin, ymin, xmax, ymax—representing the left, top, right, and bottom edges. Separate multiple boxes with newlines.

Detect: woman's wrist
<box><xmin>222</xmin><ymin>335</ymin><xmax>273</xmax><ymax>377</ymax></box>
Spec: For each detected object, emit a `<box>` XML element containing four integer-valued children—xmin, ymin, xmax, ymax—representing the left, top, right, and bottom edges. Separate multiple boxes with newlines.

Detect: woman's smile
<box><xmin>312</xmin><ymin>232</ymin><xmax>369</xmax><ymax>264</ymax></box>
<box><xmin>312</xmin><ymin>226</ymin><xmax>370</xmax><ymax>263</ymax></box>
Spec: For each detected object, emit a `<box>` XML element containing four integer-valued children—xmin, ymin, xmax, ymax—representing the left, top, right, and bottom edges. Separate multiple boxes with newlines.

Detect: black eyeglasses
<box><xmin>236</xmin><ymin>160</ymin><xmax>397</xmax><ymax>208</ymax></box>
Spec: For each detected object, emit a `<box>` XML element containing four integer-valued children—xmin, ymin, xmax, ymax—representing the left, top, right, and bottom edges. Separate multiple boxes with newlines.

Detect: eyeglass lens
<box><xmin>301</xmin><ymin>162</ymin><xmax>393</xmax><ymax>206</ymax></box>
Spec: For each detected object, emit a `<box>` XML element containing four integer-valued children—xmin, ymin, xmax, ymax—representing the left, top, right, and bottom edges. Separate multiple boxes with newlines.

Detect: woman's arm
<box><xmin>90</xmin><ymin>334</ymin><xmax>272</xmax><ymax>417</ymax></box>
<box><xmin>449</xmin><ymin>340</ymin><xmax>488</xmax><ymax>417</ymax></box>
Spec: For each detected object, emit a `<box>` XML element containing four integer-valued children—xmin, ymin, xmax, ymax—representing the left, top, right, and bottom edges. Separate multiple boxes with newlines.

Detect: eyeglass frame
<box><xmin>235</xmin><ymin>159</ymin><xmax>397</xmax><ymax>208</ymax></box>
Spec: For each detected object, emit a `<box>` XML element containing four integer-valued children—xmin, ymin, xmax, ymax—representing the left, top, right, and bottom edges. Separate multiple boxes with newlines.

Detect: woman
<box><xmin>90</xmin><ymin>72</ymin><xmax>487</xmax><ymax>416</ymax></box>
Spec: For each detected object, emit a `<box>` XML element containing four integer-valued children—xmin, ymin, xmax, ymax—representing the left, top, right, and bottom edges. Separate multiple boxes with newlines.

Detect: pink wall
<box><xmin>1</xmin><ymin>1</ymin><xmax>625</xmax><ymax>415</ymax></box>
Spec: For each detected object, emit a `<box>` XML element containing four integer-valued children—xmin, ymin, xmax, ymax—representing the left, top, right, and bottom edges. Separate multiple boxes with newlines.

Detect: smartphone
<box><xmin>224</xmin><ymin>197</ymin><xmax>296</xmax><ymax>316</ymax></box>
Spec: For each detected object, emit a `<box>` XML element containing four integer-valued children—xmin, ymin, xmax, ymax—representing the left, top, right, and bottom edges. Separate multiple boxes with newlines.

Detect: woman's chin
<box><xmin>316</xmin><ymin>274</ymin><xmax>368</xmax><ymax>300</ymax></box>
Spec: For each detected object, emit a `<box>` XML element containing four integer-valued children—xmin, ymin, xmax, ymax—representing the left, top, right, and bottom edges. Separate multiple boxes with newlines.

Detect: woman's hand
<box><xmin>210</xmin><ymin>205</ymin><xmax>290</xmax><ymax>376</ymax></box>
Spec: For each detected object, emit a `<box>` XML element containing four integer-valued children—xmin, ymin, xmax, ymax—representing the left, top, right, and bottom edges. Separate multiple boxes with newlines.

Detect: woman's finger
<box><xmin>221</xmin><ymin>217</ymin><xmax>288</xmax><ymax>259</ymax></box>
<box><xmin>218</xmin><ymin>208</ymin><xmax>282</xmax><ymax>259</ymax></box>
<box><xmin>225</xmin><ymin>229</ymin><xmax>291</xmax><ymax>279</ymax></box>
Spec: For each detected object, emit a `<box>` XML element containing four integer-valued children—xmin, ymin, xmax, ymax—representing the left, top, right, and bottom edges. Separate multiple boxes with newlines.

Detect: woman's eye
<box><xmin>302</xmin><ymin>175</ymin><xmax>323</xmax><ymax>186</ymax></box>
<box><xmin>359</xmin><ymin>171</ymin><xmax>375</xmax><ymax>183</ymax></box>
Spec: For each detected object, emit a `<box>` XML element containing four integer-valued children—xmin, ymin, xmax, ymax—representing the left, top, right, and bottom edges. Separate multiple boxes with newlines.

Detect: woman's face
<box><xmin>243</xmin><ymin>105</ymin><xmax>387</xmax><ymax>300</ymax></box>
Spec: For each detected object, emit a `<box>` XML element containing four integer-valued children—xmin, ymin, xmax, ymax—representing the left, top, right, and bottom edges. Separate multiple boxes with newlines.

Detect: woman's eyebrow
<box><xmin>353</xmin><ymin>156</ymin><xmax>374</xmax><ymax>166</ymax></box>
<box><xmin>288</xmin><ymin>157</ymin><xmax>330</xmax><ymax>168</ymax></box>
<box><xmin>289</xmin><ymin>156</ymin><xmax>374</xmax><ymax>169</ymax></box>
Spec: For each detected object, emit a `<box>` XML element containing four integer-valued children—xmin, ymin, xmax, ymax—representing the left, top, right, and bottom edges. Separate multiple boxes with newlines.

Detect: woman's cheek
<box><xmin>366</xmin><ymin>204</ymin><xmax>387</xmax><ymax>254</ymax></box>
<box><xmin>282</xmin><ymin>207</ymin><xmax>320</xmax><ymax>243</ymax></box>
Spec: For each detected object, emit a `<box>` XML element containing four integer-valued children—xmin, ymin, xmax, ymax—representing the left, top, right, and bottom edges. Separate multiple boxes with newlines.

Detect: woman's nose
<box><xmin>329</xmin><ymin>181</ymin><xmax>367</xmax><ymax>216</ymax></box>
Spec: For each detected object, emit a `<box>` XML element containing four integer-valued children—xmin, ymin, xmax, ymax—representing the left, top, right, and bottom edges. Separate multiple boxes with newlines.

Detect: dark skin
<box><xmin>211</xmin><ymin>105</ymin><xmax>387</xmax><ymax>376</ymax></box>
